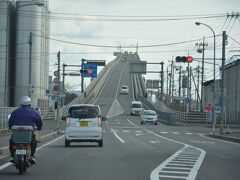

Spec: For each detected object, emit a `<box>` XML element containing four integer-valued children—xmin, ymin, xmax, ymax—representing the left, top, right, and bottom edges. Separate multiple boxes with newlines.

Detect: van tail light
<box><xmin>66</xmin><ymin>117</ymin><xmax>70</xmax><ymax>126</ymax></box>
<box><xmin>98</xmin><ymin>116</ymin><xmax>102</xmax><ymax>127</ymax></box>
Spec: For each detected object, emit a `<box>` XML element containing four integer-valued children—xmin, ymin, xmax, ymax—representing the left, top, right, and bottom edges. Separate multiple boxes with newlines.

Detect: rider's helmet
<box><xmin>20</xmin><ymin>96</ymin><xmax>31</xmax><ymax>106</ymax></box>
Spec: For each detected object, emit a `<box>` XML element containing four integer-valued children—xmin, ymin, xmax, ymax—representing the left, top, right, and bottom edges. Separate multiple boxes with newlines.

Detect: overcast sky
<box><xmin>48</xmin><ymin>0</ymin><xmax>240</xmax><ymax>91</ymax></box>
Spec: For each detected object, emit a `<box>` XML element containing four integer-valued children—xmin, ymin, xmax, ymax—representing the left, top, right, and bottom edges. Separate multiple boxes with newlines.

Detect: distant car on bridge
<box><xmin>140</xmin><ymin>110</ymin><xmax>158</xmax><ymax>125</ymax></box>
<box><xmin>120</xmin><ymin>85</ymin><xmax>129</xmax><ymax>94</ymax></box>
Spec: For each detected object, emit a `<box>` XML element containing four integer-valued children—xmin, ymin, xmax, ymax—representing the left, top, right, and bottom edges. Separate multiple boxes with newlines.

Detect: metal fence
<box><xmin>0</xmin><ymin>107</ymin><xmax>17</xmax><ymax>130</ymax></box>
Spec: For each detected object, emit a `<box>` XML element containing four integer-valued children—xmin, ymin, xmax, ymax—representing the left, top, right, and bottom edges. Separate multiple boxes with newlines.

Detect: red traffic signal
<box><xmin>80</xmin><ymin>69</ymin><xmax>92</xmax><ymax>74</ymax></box>
<box><xmin>175</xmin><ymin>56</ymin><xmax>193</xmax><ymax>63</ymax></box>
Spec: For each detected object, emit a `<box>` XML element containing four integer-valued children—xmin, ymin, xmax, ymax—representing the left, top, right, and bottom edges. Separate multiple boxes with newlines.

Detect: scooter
<box><xmin>11</xmin><ymin>126</ymin><xmax>33</xmax><ymax>175</ymax></box>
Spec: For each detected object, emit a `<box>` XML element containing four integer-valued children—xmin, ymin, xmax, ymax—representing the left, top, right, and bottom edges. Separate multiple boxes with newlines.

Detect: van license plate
<box><xmin>80</xmin><ymin>121</ymin><xmax>88</xmax><ymax>127</ymax></box>
<box><xmin>16</xmin><ymin>149</ymin><xmax>26</xmax><ymax>155</ymax></box>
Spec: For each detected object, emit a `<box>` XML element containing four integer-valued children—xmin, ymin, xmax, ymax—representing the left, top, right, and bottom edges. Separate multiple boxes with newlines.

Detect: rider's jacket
<box><xmin>9</xmin><ymin>107</ymin><xmax>43</xmax><ymax>130</ymax></box>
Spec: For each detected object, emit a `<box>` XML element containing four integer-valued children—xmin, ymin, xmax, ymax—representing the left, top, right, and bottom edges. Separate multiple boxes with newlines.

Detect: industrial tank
<box><xmin>0</xmin><ymin>0</ymin><xmax>11</xmax><ymax>107</ymax></box>
<box><xmin>14</xmin><ymin>0</ymin><xmax>49</xmax><ymax>108</ymax></box>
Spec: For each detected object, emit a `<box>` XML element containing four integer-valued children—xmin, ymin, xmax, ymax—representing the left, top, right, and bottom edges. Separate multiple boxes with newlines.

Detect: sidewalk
<box><xmin>0</xmin><ymin>119</ymin><xmax>65</xmax><ymax>159</ymax></box>
<box><xmin>207</xmin><ymin>124</ymin><xmax>240</xmax><ymax>143</ymax></box>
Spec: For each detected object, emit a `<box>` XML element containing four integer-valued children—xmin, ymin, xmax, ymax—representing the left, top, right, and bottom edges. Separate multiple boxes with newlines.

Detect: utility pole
<box><xmin>178</xmin><ymin>66</ymin><xmax>182</xmax><ymax>98</ymax></box>
<box><xmin>160</xmin><ymin>62</ymin><xmax>164</xmax><ymax>102</ymax></box>
<box><xmin>220</xmin><ymin>31</ymin><xmax>227</xmax><ymax>135</ymax></box>
<box><xmin>197</xmin><ymin>66</ymin><xmax>200</xmax><ymax>111</ymax></box>
<box><xmin>28</xmin><ymin>32</ymin><xmax>33</xmax><ymax>97</ymax></box>
<box><xmin>62</xmin><ymin>63</ymin><xmax>67</xmax><ymax>106</ymax></box>
<box><xmin>166</xmin><ymin>67</ymin><xmax>169</xmax><ymax>104</ymax></box>
<box><xmin>196</xmin><ymin>37</ymin><xmax>208</xmax><ymax>111</ymax></box>
<box><xmin>56</xmin><ymin>51</ymin><xmax>61</xmax><ymax>132</ymax></box>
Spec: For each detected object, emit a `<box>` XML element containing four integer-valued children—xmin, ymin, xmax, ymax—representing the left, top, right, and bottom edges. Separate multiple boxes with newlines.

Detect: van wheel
<box><xmin>154</xmin><ymin>122</ymin><xmax>158</xmax><ymax>125</ymax></box>
<box><xmin>98</xmin><ymin>140</ymin><xmax>103</xmax><ymax>147</ymax></box>
<box><xmin>65</xmin><ymin>140</ymin><xmax>70</xmax><ymax>147</ymax></box>
<box><xmin>140</xmin><ymin>121</ymin><xmax>144</xmax><ymax>125</ymax></box>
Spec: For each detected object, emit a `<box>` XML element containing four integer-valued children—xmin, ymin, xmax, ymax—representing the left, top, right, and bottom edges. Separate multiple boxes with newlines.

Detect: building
<box><xmin>224</xmin><ymin>58</ymin><xmax>240</xmax><ymax>124</ymax></box>
<box><xmin>0</xmin><ymin>0</ymin><xmax>50</xmax><ymax>109</ymax></box>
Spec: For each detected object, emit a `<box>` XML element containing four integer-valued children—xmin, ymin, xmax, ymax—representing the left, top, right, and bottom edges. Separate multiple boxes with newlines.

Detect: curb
<box><xmin>0</xmin><ymin>131</ymin><xmax>59</xmax><ymax>158</ymax></box>
<box><xmin>208</xmin><ymin>134</ymin><xmax>240</xmax><ymax>143</ymax></box>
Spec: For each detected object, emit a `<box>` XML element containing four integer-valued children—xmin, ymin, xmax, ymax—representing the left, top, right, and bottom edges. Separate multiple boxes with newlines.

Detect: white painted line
<box><xmin>163</xmin><ymin>167</ymin><xmax>192</xmax><ymax>170</ymax></box>
<box><xmin>191</xmin><ymin>140</ymin><xmax>215</xmax><ymax>144</ymax></box>
<box><xmin>127</xmin><ymin>119</ymin><xmax>140</xmax><ymax>128</ymax></box>
<box><xmin>123</xmin><ymin>130</ymin><xmax>130</xmax><ymax>133</ymax></box>
<box><xmin>136</xmin><ymin>130</ymin><xmax>142</xmax><ymax>133</ymax></box>
<box><xmin>150</xmin><ymin>141</ymin><xmax>161</xmax><ymax>144</ymax></box>
<box><xmin>170</xmin><ymin>161</ymin><xmax>195</xmax><ymax>165</ymax></box>
<box><xmin>172</xmin><ymin>132</ymin><xmax>180</xmax><ymax>134</ymax></box>
<box><xmin>160</xmin><ymin>132</ymin><xmax>168</xmax><ymax>134</ymax></box>
<box><xmin>174</xmin><ymin>158</ymin><xmax>197</xmax><ymax>161</ymax></box>
<box><xmin>113</xmin><ymin>132</ymin><xmax>125</xmax><ymax>143</ymax></box>
<box><xmin>159</xmin><ymin>175</ymin><xmax>187</xmax><ymax>179</ymax></box>
<box><xmin>186</xmin><ymin>133</ymin><xmax>193</xmax><ymax>135</ymax></box>
<box><xmin>160</xmin><ymin>170</ymin><xmax>189</xmax><ymax>174</ymax></box>
<box><xmin>200</xmin><ymin>134</ymin><xmax>240</xmax><ymax>146</ymax></box>
<box><xmin>187</xmin><ymin>148</ymin><xmax>206</xmax><ymax>180</ymax></box>
<box><xmin>167</xmin><ymin>163</ymin><xmax>194</xmax><ymax>167</ymax></box>
<box><xmin>0</xmin><ymin>162</ymin><xmax>12</xmax><ymax>171</ymax></box>
<box><xmin>144</xmin><ymin>129</ymin><xmax>154</xmax><ymax>134</ymax></box>
<box><xmin>0</xmin><ymin>135</ymin><xmax>64</xmax><ymax>171</ymax></box>
<box><xmin>37</xmin><ymin>135</ymin><xmax>64</xmax><ymax>151</ymax></box>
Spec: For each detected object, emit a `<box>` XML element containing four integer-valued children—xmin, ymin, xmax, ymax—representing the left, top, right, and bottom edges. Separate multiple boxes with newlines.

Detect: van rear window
<box><xmin>69</xmin><ymin>106</ymin><xmax>99</xmax><ymax>118</ymax></box>
<box><xmin>132</xmin><ymin>104</ymin><xmax>142</xmax><ymax>108</ymax></box>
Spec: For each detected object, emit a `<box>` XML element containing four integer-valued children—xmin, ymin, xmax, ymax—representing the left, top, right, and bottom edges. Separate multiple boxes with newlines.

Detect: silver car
<box><xmin>65</xmin><ymin>104</ymin><xmax>103</xmax><ymax>147</ymax></box>
<box><xmin>140</xmin><ymin>110</ymin><xmax>158</xmax><ymax>125</ymax></box>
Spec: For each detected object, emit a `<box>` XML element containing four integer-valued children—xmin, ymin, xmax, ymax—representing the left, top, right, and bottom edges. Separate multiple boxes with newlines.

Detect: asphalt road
<box><xmin>0</xmin><ymin>54</ymin><xmax>239</xmax><ymax>180</ymax></box>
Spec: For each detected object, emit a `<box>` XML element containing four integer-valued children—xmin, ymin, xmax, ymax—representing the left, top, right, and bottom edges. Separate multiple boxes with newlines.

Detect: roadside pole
<box><xmin>56</xmin><ymin>51</ymin><xmax>61</xmax><ymax>133</ymax></box>
<box><xmin>220</xmin><ymin>31</ymin><xmax>226</xmax><ymax>135</ymax></box>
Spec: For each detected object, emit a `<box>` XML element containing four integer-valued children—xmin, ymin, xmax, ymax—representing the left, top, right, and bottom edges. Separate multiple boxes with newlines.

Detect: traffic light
<box><xmin>175</xmin><ymin>56</ymin><xmax>193</xmax><ymax>63</ymax></box>
<box><xmin>80</xmin><ymin>69</ymin><xmax>92</xmax><ymax>74</ymax></box>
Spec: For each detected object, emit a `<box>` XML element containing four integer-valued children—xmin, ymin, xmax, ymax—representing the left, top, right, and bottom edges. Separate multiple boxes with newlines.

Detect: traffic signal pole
<box><xmin>81</xmin><ymin>59</ymin><xmax>85</xmax><ymax>93</ymax></box>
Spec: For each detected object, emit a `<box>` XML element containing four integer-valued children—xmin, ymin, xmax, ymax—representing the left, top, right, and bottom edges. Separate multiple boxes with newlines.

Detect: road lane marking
<box><xmin>113</xmin><ymin>132</ymin><xmax>125</xmax><ymax>143</ymax></box>
<box><xmin>190</xmin><ymin>140</ymin><xmax>215</xmax><ymax>144</ymax></box>
<box><xmin>150</xmin><ymin>141</ymin><xmax>161</xmax><ymax>144</ymax></box>
<box><xmin>0</xmin><ymin>135</ymin><xmax>64</xmax><ymax>171</ymax></box>
<box><xmin>127</xmin><ymin>119</ymin><xmax>140</xmax><ymax>128</ymax></box>
<box><xmin>0</xmin><ymin>162</ymin><xmax>12</xmax><ymax>171</ymax></box>
<box><xmin>37</xmin><ymin>135</ymin><xmax>64</xmax><ymax>151</ymax></box>
<box><xmin>149</xmin><ymin>132</ymin><xmax>206</xmax><ymax>180</ymax></box>
<box><xmin>200</xmin><ymin>134</ymin><xmax>240</xmax><ymax>146</ymax></box>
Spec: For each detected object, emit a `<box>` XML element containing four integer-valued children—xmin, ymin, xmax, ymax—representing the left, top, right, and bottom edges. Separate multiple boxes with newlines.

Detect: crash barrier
<box><xmin>0</xmin><ymin>107</ymin><xmax>17</xmax><ymax>131</ymax></box>
<box><xmin>59</xmin><ymin>57</ymin><xmax>118</xmax><ymax>118</ymax></box>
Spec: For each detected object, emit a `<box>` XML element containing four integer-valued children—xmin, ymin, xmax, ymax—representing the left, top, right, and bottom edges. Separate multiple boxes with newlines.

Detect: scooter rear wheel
<box><xmin>18</xmin><ymin>160</ymin><xmax>24</xmax><ymax>175</ymax></box>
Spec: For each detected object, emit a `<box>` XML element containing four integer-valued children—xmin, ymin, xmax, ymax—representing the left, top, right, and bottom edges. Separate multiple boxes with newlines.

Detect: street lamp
<box><xmin>195</xmin><ymin>22</ymin><xmax>216</xmax><ymax>134</ymax></box>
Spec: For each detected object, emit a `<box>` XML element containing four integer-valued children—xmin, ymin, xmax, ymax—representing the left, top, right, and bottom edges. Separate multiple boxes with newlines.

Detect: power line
<box><xmin>33</xmin><ymin>33</ymin><xmax>221</xmax><ymax>49</ymax></box>
<box><xmin>228</xmin><ymin>36</ymin><xmax>240</xmax><ymax>45</ymax></box>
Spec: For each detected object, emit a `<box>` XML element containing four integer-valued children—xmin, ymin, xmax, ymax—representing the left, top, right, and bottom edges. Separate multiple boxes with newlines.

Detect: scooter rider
<box><xmin>8</xmin><ymin>96</ymin><xmax>43</xmax><ymax>164</ymax></box>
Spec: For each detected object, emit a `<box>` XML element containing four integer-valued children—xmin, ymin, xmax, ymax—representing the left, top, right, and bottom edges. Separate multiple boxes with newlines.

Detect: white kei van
<box><xmin>130</xmin><ymin>101</ymin><xmax>143</xmax><ymax>115</ymax></box>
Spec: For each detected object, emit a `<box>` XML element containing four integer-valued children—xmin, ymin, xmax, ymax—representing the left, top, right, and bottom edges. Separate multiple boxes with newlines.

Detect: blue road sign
<box><xmin>83</xmin><ymin>64</ymin><xmax>97</xmax><ymax>78</ymax></box>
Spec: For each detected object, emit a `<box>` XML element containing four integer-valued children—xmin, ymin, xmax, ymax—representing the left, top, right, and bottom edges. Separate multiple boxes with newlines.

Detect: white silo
<box><xmin>14</xmin><ymin>0</ymin><xmax>49</xmax><ymax>108</ymax></box>
<box><xmin>0</xmin><ymin>0</ymin><xmax>11</xmax><ymax>107</ymax></box>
